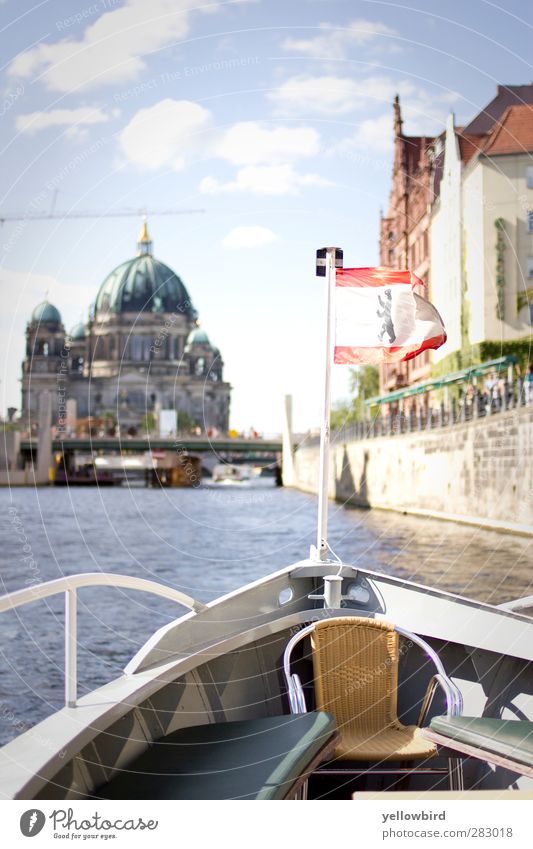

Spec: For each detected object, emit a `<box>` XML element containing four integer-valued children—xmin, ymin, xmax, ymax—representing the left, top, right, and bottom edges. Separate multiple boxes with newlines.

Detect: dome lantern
<box><xmin>136</xmin><ymin>217</ymin><xmax>153</xmax><ymax>256</ymax></box>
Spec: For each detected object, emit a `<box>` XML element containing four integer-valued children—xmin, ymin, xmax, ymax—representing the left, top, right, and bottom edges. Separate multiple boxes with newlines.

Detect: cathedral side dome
<box><xmin>69</xmin><ymin>322</ymin><xmax>86</xmax><ymax>340</ymax></box>
<box><xmin>185</xmin><ymin>327</ymin><xmax>210</xmax><ymax>350</ymax></box>
<box><xmin>31</xmin><ymin>300</ymin><xmax>62</xmax><ymax>325</ymax></box>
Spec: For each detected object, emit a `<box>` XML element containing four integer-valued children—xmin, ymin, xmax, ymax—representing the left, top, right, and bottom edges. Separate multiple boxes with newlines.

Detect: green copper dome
<box><xmin>95</xmin><ymin>255</ymin><xmax>196</xmax><ymax>317</ymax></box>
<box><xmin>31</xmin><ymin>301</ymin><xmax>62</xmax><ymax>324</ymax></box>
<box><xmin>70</xmin><ymin>322</ymin><xmax>86</xmax><ymax>341</ymax></box>
<box><xmin>187</xmin><ymin>327</ymin><xmax>210</xmax><ymax>345</ymax></box>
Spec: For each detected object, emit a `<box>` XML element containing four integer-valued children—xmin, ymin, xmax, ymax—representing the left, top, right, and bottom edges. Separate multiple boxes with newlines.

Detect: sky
<box><xmin>1</xmin><ymin>0</ymin><xmax>532</xmax><ymax>433</ymax></box>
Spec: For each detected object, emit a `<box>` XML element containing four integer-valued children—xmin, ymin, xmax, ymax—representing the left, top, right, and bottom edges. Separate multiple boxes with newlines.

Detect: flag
<box><xmin>334</xmin><ymin>267</ymin><xmax>446</xmax><ymax>365</ymax></box>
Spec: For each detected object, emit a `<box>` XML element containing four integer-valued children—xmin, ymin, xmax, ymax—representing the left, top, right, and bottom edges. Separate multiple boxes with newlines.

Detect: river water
<box><xmin>0</xmin><ymin>483</ymin><xmax>531</xmax><ymax>745</ymax></box>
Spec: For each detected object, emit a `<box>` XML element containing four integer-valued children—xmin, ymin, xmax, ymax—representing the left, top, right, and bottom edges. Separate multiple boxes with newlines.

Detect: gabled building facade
<box><xmin>379</xmin><ymin>84</ymin><xmax>533</xmax><ymax>393</ymax></box>
<box><xmin>431</xmin><ymin>88</ymin><xmax>533</xmax><ymax>368</ymax></box>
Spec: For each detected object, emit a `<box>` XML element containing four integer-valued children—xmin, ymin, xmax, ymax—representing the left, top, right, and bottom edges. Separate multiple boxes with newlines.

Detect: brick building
<box><xmin>379</xmin><ymin>96</ymin><xmax>435</xmax><ymax>396</ymax></box>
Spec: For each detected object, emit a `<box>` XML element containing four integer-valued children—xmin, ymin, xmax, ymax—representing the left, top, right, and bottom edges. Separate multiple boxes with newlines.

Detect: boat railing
<box><xmin>0</xmin><ymin>573</ymin><xmax>207</xmax><ymax>708</ymax></box>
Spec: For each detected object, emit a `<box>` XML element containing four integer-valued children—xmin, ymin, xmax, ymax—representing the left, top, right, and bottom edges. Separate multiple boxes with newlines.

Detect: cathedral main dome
<box><xmin>94</xmin><ymin>222</ymin><xmax>196</xmax><ymax>318</ymax></box>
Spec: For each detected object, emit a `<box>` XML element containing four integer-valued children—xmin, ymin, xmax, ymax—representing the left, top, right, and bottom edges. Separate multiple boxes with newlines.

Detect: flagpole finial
<box><xmin>316</xmin><ymin>247</ymin><xmax>343</xmax><ymax>277</ymax></box>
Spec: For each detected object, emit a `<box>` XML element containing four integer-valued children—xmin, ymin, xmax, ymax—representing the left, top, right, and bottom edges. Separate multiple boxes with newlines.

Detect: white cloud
<box><xmin>268</xmin><ymin>74</ymin><xmax>409</xmax><ymax>115</ymax></box>
<box><xmin>0</xmin><ymin>268</ymin><xmax>94</xmax><ymax>323</ymax></box>
<box><xmin>214</xmin><ymin>121</ymin><xmax>321</xmax><ymax>165</ymax></box>
<box><xmin>200</xmin><ymin>164</ymin><xmax>332</xmax><ymax>196</ymax></box>
<box><xmin>222</xmin><ymin>226</ymin><xmax>279</xmax><ymax>250</ymax></box>
<box><xmin>118</xmin><ymin>98</ymin><xmax>212</xmax><ymax>170</ymax></box>
<box><xmin>338</xmin><ymin>114</ymin><xmax>394</xmax><ymax>154</ymax></box>
<box><xmin>7</xmin><ymin>0</ymin><xmax>255</xmax><ymax>92</ymax></box>
<box><xmin>16</xmin><ymin>106</ymin><xmax>119</xmax><ymax>137</ymax></box>
<box><xmin>282</xmin><ymin>19</ymin><xmax>398</xmax><ymax>58</ymax></box>
<box><xmin>118</xmin><ymin>102</ymin><xmax>328</xmax><ymax>193</ymax></box>
<box><xmin>269</xmin><ymin>74</ymin><xmax>459</xmax><ymax>129</ymax></box>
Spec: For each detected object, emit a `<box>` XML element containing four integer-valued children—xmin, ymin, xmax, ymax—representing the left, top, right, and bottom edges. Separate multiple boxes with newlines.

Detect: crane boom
<box><xmin>0</xmin><ymin>208</ymin><xmax>204</xmax><ymax>223</ymax></box>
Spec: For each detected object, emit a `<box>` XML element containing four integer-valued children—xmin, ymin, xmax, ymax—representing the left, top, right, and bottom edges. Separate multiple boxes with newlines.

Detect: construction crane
<box><xmin>0</xmin><ymin>208</ymin><xmax>204</xmax><ymax>224</ymax></box>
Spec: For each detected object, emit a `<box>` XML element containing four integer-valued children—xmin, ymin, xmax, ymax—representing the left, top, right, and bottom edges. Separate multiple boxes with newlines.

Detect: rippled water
<box><xmin>0</xmin><ymin>483</ymin><xmax>531</xmax><ymax>745</ymax></box>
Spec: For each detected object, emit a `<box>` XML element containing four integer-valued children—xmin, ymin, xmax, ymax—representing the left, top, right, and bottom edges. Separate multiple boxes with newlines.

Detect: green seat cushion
<box><xmin>98</xmin><ymin>712</ymin><xmax>336</xmax><ymax>800</ymax></box>
<box><xmin>430</xmin><ymin>716</ymin><xmax>533</xmax><ymax>769</ymax></box>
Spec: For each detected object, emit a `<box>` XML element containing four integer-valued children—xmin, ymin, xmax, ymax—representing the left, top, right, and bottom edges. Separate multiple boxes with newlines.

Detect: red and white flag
<box><xmin>334</xmin><ymin>267</ymin><xmax>446</xmax><ymax>365</ymax></box>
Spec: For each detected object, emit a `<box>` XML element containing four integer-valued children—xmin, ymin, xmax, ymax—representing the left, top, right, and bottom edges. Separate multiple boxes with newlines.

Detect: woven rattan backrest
<box><xmin>311</xmin><ymin>617</ymin><xmax>400</xmax><ymax>733</ymax></box>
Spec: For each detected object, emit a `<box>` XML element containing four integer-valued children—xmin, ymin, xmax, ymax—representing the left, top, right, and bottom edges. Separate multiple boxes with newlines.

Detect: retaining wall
<box><xmin>292</xmin><ymin>405</ymin><xmax>533</xmax><ymax>533</ymax></box>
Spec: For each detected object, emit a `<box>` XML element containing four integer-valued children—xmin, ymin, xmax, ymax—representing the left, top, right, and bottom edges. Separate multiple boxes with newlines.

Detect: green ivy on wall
<box><xmin>495</xmin><ymin>217</ymin><xmax>506</xmax><ymax>320</ymax></box>
<box><xmin>517</xmin><ymin>288</ymin><xmax>533</xmax><ymax>314</ymax></box>
<box><xmin>431</xmin><ymin>338</ymin><xmax>531</xmax><ymax>380</ymax></box>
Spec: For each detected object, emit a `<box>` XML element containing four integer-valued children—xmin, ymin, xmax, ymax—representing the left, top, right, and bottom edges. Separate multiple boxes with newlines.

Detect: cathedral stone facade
<box><xmin>21</xmin><ymin>223</ymin><xmax>231</xmax><ymax>434</ymax></box>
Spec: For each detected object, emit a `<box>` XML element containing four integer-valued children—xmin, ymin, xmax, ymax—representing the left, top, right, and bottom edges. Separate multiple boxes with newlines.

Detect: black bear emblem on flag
<box><xmin>376</xmin><ymin>288</ymin><xmax>396</xmax><ymax>343</ymax></box>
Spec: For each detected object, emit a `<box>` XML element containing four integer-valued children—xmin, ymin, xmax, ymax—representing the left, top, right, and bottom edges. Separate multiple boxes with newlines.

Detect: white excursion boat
<box><xmin>0</xmin><ymin>565</ymin><xmax>533</xmax><ymax>800</ymax></box>
<box><xmin>1</xmin><ymin>250</ymin><xmax>532</xmax><ymax>800</ymax></box>
<box><xmin>211</xmin><ymin>463</ymin><xmax>254</xmax><ymax>484</ymax></box>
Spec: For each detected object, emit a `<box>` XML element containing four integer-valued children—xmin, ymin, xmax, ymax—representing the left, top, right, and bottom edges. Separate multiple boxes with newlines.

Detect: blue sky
<box><xmin>1</xmin><ymin>0</ymin><xmax>532</xmax><ymax>432</ymax></box>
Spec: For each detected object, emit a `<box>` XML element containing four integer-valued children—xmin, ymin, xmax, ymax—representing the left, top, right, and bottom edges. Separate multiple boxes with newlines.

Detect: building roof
<box><xmin>462</xmin><ymin>84</ymin><xmax>533</xmax><ymax>135</ymax></box>
<box><xmin>95</xmin><ymin>254</ymin><xmax>196</xmax><ymax>317</ymax></box>
<box><xmin>480</xmin><ymin>104</ymin><xmax>533</xmax><ymax>156</ymax></box>
<box><xmin>31</xmin><ymin>300</ymin><xmax>62</xmax><ymax>325</ymax></box>
<box><xmin>185</xmin><ymin>327</ymin><xmax>210</xmax><ymax>350</ymax></box>
<box><xmin>456</xmin><ymin>131</ymin><xmax>484</xmax><ymax>165</ymax></box>
<box><xmin>70</xmin><ymin>322</ymin><xmax>86</xmax><ymax>341</ymax></box>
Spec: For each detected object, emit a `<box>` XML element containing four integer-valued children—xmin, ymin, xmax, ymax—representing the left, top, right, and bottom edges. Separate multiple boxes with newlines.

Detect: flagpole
<box><xmin>314</xmin><ymin>246</ymin><xmax>342</xmax><ymax>562</ymax></box>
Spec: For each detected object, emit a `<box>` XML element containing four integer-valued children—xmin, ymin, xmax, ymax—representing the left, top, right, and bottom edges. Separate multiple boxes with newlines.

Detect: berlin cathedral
<box><xmin>21</xmin><ymin>222</ymin><xmax>231</xmax><ymax>434</ymax></box>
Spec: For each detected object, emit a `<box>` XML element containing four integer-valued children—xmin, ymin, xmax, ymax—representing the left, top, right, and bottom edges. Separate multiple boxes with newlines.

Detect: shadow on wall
<box><xmin>335</xmin><ymin>446</ymin><xmax>370</xmax><ymax>507</ymax></box>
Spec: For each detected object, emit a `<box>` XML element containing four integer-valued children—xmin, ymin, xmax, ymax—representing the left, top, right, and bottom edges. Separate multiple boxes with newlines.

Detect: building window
<box><xmin>530</xmin><ymin>303</ymin><xmax>533</xmax><ymax>325</ymax></box>
<box><xmin>527</xmin><ymin>166</ymin><xmax>533</xmax><ymax>189</ymax></box>
<box><xmin>131</xmin><ymin>336</ymin><xmax>142</xmax><ymax>360</ymax></box>
<box><xmin>143</xmin><ymin>336</ymin><xmax>151</xmax><ymax>362</ymax></box>
<box><xmin>528</xmin><ymin>257</ymin><xmax>533</xmax><ymax>278</ymax></box>
<box><xmin>528</xmin><ymin>210</ymin><xmax>533</xmax><ymax>233</ymax></box>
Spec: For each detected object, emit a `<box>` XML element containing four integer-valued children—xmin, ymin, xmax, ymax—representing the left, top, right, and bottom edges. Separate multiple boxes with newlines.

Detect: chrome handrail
<box><xmin>0</xmin><ymin>573</ymin><xmax>207</xmax><ymax>708</ymax></box>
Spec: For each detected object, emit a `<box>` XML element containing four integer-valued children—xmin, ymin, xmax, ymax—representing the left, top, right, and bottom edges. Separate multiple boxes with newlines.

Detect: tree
<box><xmin>330</xmin><ymin>366</ymin><xmax>379</xmax><ymax>429</ymax></box>
<box><xmin>142</xmin><ymin>412</ymin><xmax>157</xmax><ymax>433</ymax></box>
<box><xmin>176</xmin><ymin>410</ymin><xmax>199</xmax><ymax>434</ymax></box>
<box><xmin>350</xmin><ymin>366</ymin><xmax>379</xmax><ymax>421</ymax></box>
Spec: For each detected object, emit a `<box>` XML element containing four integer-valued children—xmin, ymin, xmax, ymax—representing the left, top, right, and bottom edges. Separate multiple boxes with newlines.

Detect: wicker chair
<box><xmin>283</xmin><ymin>616</ymin><xmax>463</xmax><ymax>790</ymax></box>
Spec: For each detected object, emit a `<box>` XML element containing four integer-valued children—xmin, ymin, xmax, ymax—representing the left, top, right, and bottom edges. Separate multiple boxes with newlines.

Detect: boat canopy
<box><xmin>364</xmin><ymin>356</ymin><xmax>517</xmax><ymax>407</ymax></box>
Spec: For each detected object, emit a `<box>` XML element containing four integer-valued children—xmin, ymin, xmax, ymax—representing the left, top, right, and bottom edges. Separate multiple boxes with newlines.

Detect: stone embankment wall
<box><xmin>292</xmin><ymin>405</ymin><xmax>533</xmax><ymax>533</ymax></box>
